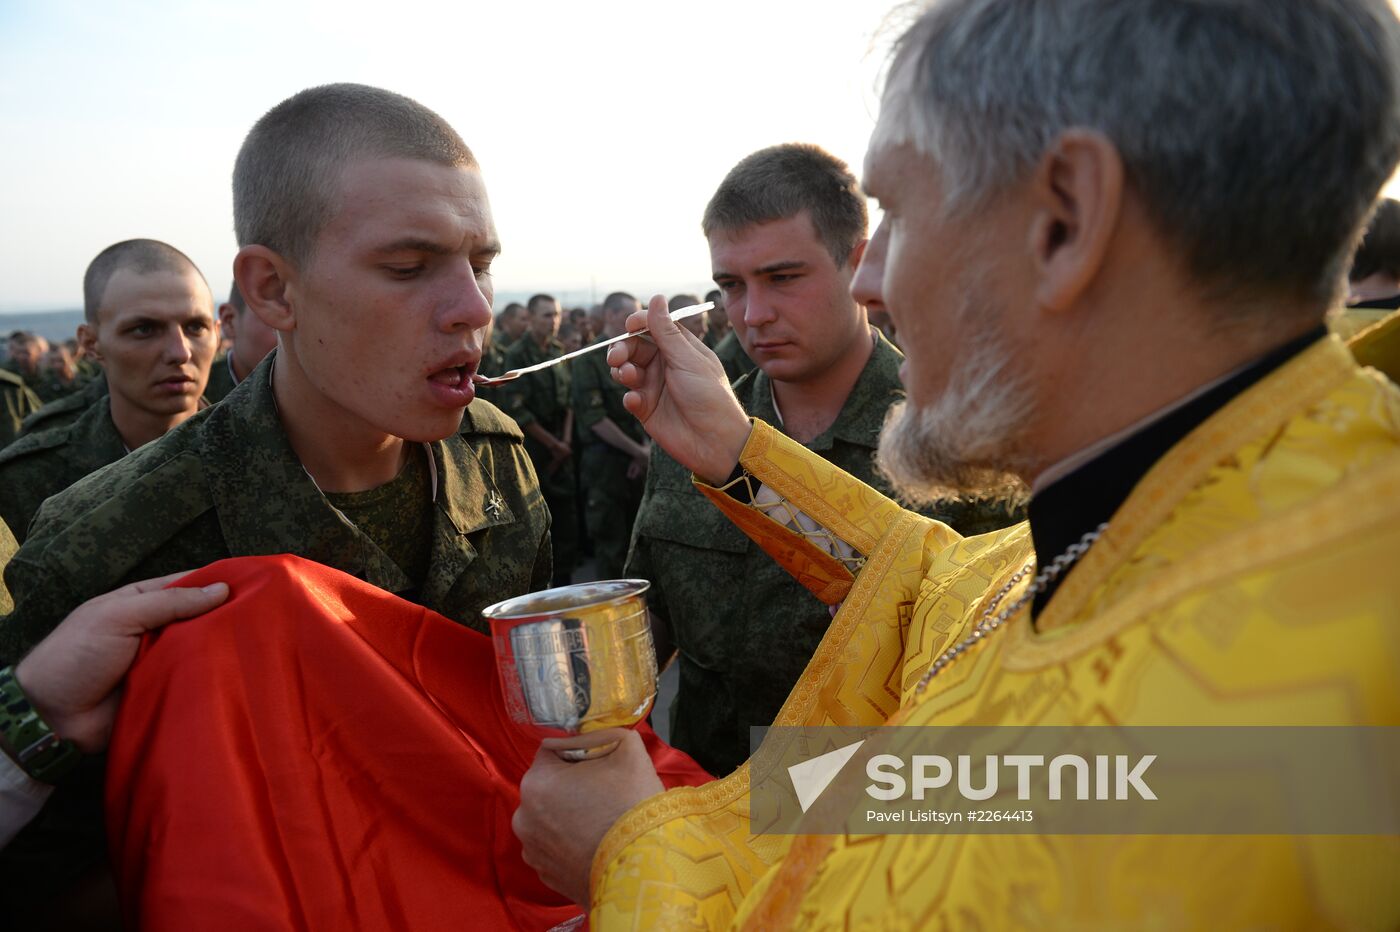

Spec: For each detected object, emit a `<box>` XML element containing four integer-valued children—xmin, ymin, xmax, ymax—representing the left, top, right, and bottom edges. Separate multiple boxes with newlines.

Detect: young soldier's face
<box><xmin>528</xmin><ymin>300</ymin><xmax>561</xmax><ymax>343</ymax></box>
<box><xmin>709</xmin><ymin>211</ymin><xmax>867</xmax><ymax>386</ymax></box>
<box><xmin>85</xmin><ymin>267</ymin><xmax>217</xmax><ymax>419</ymax></box>
<box><xmin>287</xmin><ymin>157</ymin><xmax>498</xmax><ymax>442</ymax></box>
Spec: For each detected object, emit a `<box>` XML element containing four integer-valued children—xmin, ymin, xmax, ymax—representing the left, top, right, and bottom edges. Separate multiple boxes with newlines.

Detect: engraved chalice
<box><xmin>483</xmin><ymin>580</ymin><xmax>656</xmax><ymax>760</ymax></box>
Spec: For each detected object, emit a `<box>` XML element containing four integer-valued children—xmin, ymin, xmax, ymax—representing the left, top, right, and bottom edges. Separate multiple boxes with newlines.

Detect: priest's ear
<box><xmin>1025</xmin><ymin>130</ymin><xmax>1124</xmax><ymax>315</ymax></box>
<box><xmin>233</xmin><ymin>245</ymin><xmax>297</xmax><ymax>333</ymax></box>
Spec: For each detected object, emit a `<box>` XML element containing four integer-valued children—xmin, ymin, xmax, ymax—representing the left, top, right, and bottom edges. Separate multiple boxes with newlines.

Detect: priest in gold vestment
<box><xmin>513</xmin><ymin>1</ymin><xmax>1400</xmax><ymax>928</ymax></box>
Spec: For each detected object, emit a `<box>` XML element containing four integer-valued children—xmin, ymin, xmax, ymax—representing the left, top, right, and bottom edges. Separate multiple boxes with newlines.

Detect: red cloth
<box><xmin>104</xmin><ymin>555</ymin><xmax>711</xmax><ymax>931</ymax></box>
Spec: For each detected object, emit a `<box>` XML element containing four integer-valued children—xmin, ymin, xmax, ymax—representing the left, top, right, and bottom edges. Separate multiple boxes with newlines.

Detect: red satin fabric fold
<box><xmin>104</xmin><ymin>555</ymin><xmax>711</xmax><ymax>931</ymax></box>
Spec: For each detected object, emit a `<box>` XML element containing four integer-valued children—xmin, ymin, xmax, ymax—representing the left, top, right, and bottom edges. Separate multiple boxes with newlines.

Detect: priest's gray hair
<box><xmin>874</xmin><ymin>0</ymin><xmax>1400</xmax><ymax>305</ymax></box>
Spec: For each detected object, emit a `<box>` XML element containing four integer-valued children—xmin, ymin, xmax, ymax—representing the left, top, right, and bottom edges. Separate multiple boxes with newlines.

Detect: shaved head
<box><xmin>83</xmin><ymin>239</ymin><xmax>206</xmax><ymax>323</ymax></box>
<box><xmin>233</xmin><ymin>83</ymin><xmax>478</xmax><ymax>268</ymax></box>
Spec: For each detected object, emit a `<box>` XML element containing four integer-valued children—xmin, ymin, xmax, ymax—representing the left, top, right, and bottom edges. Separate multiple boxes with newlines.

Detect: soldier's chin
<box><xmin>389</xmin><ymin>410</ymin><xmax>467</xmax><ymax>444</ymax></box>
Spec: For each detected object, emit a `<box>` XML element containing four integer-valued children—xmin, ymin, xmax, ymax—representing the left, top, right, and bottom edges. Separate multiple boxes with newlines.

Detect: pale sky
<box><xmin>4</xmin><ymin>1</ymin><xmax>1400</xmax><ymax>313</ymax></box>
<box><xmin>0</xmin><ymin>0</ymin><xmax>894</xmax><ymax>311</ymax></box>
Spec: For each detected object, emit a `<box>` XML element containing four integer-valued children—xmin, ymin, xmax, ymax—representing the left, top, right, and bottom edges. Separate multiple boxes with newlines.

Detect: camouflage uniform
<box><xmin>571</xmin><ymin>348</ymin><xmax>646</xmax><ymax>579</ymax></box>
<box><xmin>202</xmin><ymin>352</ymin><xmax>239</xmax><ymax>403</ymax></box>
<box><xmin>1</xmin><ymin>354</ymin><xmax>551</xmax><ymax>657</ymax></box>
<box><xmin>0</xmin><ymin>353</ymin><xmax>552</xmax><ymax>903</ymax></box>
<box><xmin>0</xmin><ymin>369</ymin><xmax>40</xmax><ymax>448</ymax></box>
<box><xmin>19</xmin><ymin>373</ymin><xmax>107</xmax><ymax>438</ymax></box>
<box><xmin>501</xmin><ymin>336</ymin><xmax>576</xmax><ymax>584</ymax></box>
<box><xmin>713</xmin><ymin>328</ymin><xmax>757</xmax><ymax>384</ymax></box>
<box><xmin>0</xmin><ymin>395</ymin><xmax>128</xmax><ymax>544</ymax></box>
<box><xmin>625</xmin><ymin>332</ymin><xmax>1024</xmax><ymax>776</ymax></box>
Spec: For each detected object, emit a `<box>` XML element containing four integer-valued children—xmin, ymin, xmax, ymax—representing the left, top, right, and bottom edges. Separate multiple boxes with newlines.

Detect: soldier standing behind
<box><xmin>502</xmin><ymin>293</ymin><xmax>577</xmax><ymax>585</ymax></box>
<box><xmin>625</xmin><ymin>144</ymin><xmax>1022</xmax><ymax>777</ymax></box>
<box><xmin>492</xmin><ymin>301</ymin><xmax>527</xmax><ymax>351</ymax></box>
<box><xmin>0</xmin><ymin>85</ymin><xmax>552</xmax><ymax>918</ymax></box>
<box><xmin>204</xmin><ymin>281</ymin><xmax>279</xmax><ymax>403</ymax></box>
<box><xmin>571</xmin><ymin>291</ymin><xmax>649</xmax><ymax>578</ymax></box>
<box><xmin>0</xmin><ymin>239</ymin><xmax>217</xmax><ymax>543</ymax></box>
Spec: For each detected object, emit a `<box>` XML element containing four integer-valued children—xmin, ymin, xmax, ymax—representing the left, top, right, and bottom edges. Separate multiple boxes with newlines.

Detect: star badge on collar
<box><xmin>485</xmin><ymin>490</ymin><xmax>506</xmax><ymax>521</ymax></box>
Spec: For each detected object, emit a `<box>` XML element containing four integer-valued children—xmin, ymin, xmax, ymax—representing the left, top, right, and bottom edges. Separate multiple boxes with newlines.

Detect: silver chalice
<box><xmin>483</xmin><ymin>580</ymin><xmax>657</xmax><ymax>760</ymax></box>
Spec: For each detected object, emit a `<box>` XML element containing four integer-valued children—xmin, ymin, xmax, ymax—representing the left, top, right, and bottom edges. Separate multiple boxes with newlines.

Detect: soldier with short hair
<box><xmin>626</xmin><ymin>142</ymin><xmax>1022</xmax><ymax>777</ymax></box>
<box><xmin>0</xmin><ymin>83</ymin><xmax>551</xmax><ymax>913</ymax></box>
<box><xmin>0</xmin><ymin>239</ymin><xmax>218</xmax><ymax>543</ymax></box>
<box><xmin>204</xmin><ymin>280</ymin><xmax>279</xmax><ymax>403</ymax></box>
<box><xmin>501</xmin><ymin>292</ymin><xmax>577</xmax><ymax>585</ymax></box>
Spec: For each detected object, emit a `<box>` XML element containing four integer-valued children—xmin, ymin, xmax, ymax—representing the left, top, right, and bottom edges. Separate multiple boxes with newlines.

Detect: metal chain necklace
<box><xmin>914</xmin><ymin>522</ymin><xmax>1110</xmax><ymax>694</ymax></box>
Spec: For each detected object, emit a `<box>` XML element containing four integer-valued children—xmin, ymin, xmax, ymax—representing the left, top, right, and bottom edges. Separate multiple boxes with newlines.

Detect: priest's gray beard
<box><xmin>876</xmin><ymin>328</ymin><xmax>1034</xmax><ymax>506</ymax></box>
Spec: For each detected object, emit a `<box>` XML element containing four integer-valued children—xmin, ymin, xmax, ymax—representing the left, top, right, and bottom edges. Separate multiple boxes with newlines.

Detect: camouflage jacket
<box><xmin>625</xmin><ymin>331</ymin><xmax>1022</xmax><ymax>776</ymax></box>
<box><xmin>0</xmin><ymin>369</ymin><xmax>40</xmax><ymax>448</ymax></box>
<box><xmin>0</xmin><ymin>352</ymin><xmax>552</xmax><ymax>662</ymax></box>
<box><xmin>0</xmin><ymin>394</ymin><xmax>128</xmax><ymax>544</ymax></box>
<box><xmin>19</xmin><ymin>374</ymin><xmax>107</xmax><ymax>438</ymax></box>
<box><xmin>570</xmin><ymin>345</ymin><xmax>644</xmax><ymax>445</ymax></box>
<box><xmin>500</xmin><ymin>336</ymin><xmax>571</xmax><ymax>432</ymax></box>
<box><xmin>480</xmin><ymin>340</ymin><xmax>509</xmax><ymax>378</ymax></box>
<box><xmin>202</xmin><ymin>353</ymin><xmax>239</xmax><ymax>403</ymax></box>
<box><xmin>713</xmin><ymin>329</ymin><xmax>756</xmax><ymax>384</ymax></box>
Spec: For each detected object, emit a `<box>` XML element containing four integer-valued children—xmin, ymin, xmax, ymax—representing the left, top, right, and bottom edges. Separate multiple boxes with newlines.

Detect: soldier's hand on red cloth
<box><xmin>608</xmin><ymin>294</ymin><xmax>750</xmax><ymax>485</ymax></box>
<box><xmin>513</xmin><ymin>727</ymin><xmax>665</xmax><ymax>907</ymax></box>
<box><xmin>15</xmin><ymin>572</ymin><xmax>230</xmax><ymax>753</ymax></box>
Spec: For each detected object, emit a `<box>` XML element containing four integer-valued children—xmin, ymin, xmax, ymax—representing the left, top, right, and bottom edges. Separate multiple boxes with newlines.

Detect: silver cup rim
<box><xmin>481</xmin><ymin>578</ymin><xmax>651</xmax><ymax>623</ymax></box>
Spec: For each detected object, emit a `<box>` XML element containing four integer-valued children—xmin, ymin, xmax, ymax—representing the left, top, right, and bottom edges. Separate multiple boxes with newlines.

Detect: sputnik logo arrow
<box><xmin>788</xmin><ymin>739</ymin><xmax>867</xmax><ymax>813</ymax></box>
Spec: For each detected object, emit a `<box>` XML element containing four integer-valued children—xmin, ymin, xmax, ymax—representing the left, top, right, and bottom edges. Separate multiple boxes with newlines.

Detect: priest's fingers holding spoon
<box><xmin>608</xmin><ymin>294</ymin><xmax>750</xmax><ymax>485</ymax></box>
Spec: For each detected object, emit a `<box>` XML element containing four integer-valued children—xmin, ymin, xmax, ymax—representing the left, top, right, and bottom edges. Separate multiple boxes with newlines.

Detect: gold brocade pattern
<box><xmin>1349</xmin><ymin>307</ymin><xmax>1400</xmax><ymax>382</ymax></box>
<box><xmin>593</xmin><ymin>337</ymin><xmax>1400</xmax><ymax>930</ymax></box>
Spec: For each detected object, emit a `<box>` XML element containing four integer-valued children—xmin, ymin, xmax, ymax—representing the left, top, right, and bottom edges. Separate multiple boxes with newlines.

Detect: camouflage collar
<box><xmin>739</xmin><ymin>329</ymin><xmax>904</xmax><ymax>451</ymax></box>
<box><xmin>198</xmin><ymin>353</ymin><xmax>516</xmax><ymax>607</ymax></box>
<box><xmin>197</xmin><ymin>354</ymin><xmax>408</xmax><ymax>591</ymax></box>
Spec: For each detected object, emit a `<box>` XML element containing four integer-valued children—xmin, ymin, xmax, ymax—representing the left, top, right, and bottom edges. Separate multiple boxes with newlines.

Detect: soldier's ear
<box><xmin>234</xmin><ymin>246</ymin><xmax>297</xmax><ymax>333</ymax></box>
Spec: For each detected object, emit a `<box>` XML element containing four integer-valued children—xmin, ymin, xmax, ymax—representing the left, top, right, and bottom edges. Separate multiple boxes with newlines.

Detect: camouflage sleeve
<box><xmin>0</xmin><ymin>551</ymin><xmax>77</xmax><ymax>664</ymax></box>
<box><xmin>531</xmin><ymin>528</ymin><xmax>553</xmax><ymax>592</ymax></box>
<box><xmin>622</xmin><ymin>457</ymin><xmax>676</xmax><ymax>665</ymax></box>
<box><xmin>569</xmin><ymin>358</ymin><xmax>609</xmax><ymax>432</ymax></box>
<box><xmin>622</xmin><ymin>450</ymin><xmax>669</xmax><ymax>625</ymax></box>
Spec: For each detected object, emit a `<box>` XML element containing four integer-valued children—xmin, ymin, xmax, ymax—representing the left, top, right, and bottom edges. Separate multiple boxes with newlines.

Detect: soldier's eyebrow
<box><xmin>119</xmin><ymin>315</ymin><xmax>163</xmax><ymax>328</ymax></box>
<box><xmin>755</xmin><ymin>260</ymin><xmax>807</xmax><ymax>275</ymax></box>
<box><xmin>374</xmin><ymin>237</ymin><xmax>502</xmax><ymax>262</ymax></box>
<box><xmin>712</xmin><ymin>260</ymin><xmax>808</xmax><ymax>281</ymax></box>
<box><xmin>374</xmin><ymin>237</ymin><xmax>455</xmax><ymax>256</ymax></box>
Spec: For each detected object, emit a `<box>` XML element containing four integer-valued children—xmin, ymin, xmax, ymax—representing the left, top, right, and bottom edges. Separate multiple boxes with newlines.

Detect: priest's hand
<box><xmin>608</xmin><ymin>294</ymin><xmax>751</xmax><ymax>485</ymax></box>
<box><xmin>14</xmin><ymin>572</ymin><xmax>230</xmax><ymax>754</ymax></box>
<box><xmin>513</xmin><ymin>727</ymin><xmax>665</xmax><ymax>907</ymax></box>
